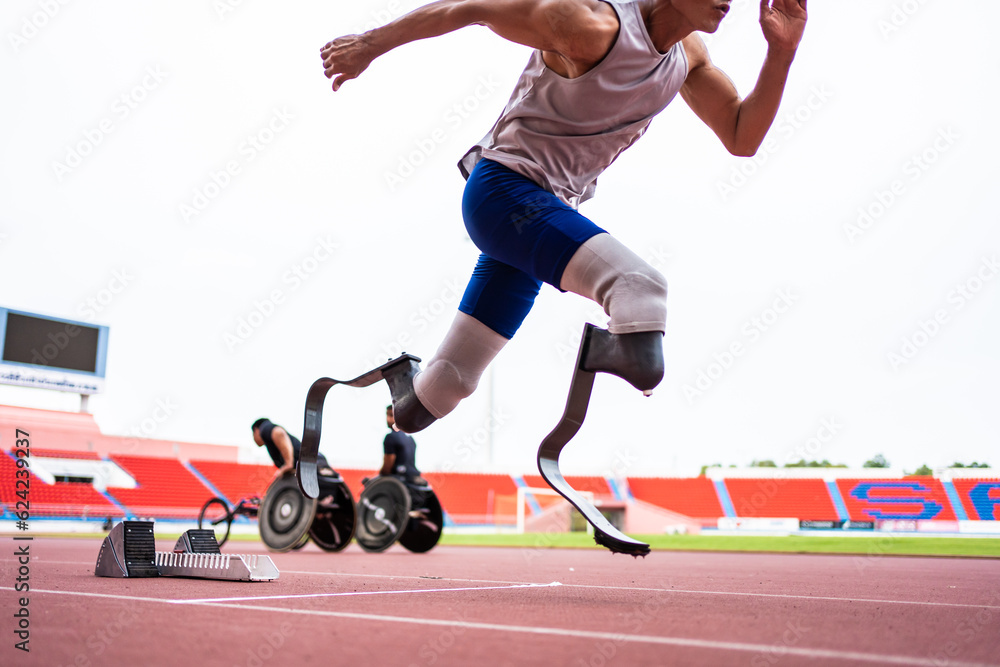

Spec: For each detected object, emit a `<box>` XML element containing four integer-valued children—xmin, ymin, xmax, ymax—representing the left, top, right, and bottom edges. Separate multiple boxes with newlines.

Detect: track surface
<box><xmin>3</xmin><ymin>538</ymin><xmax>1000</xmax><ymax>666</ymax></box>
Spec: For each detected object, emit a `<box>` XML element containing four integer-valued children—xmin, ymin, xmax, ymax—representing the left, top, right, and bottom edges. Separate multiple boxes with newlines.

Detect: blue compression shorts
<box><xmin>458</xmin><ymin>159</ymin><xmax>606</xmax><ymax>339</ymax></box>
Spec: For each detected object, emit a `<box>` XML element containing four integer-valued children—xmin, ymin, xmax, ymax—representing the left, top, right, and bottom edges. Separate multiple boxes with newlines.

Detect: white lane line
<box><xmin>174</xmin><ymin>582</ymin><xmax>561</xmax><ymax>604</ymax></box>
<box><xmin>562</xmin><ymin>584</ymin><xmax>1000</xmax><ymax>611</ymax></box>
<box><xmin>20</xmin><ymin>589</ymin><xmax>995</xmax><ymax>667</ymax></box>
<box><xmin>8</xmin><ymin>560</ymin><xmax>95</xmax><ymax>565</ymax></box>
<box><xmin>282</xmin><ymin>569</ymin><xmax>533</xmax><ymax>584</ymax></box>
<box><xmin>282</xmin><ymin>571</ymin><xmax>1000</xmax><ymax>610</ymax></box>
<box><xmin>28</xmin><ymin>589</ymin><xmax>178</xmax><ymax>604</ymax></box>
<box><xmin>13</xmin><ymin>562</ymin><xmax>1000</xmax><ymax>611</ymax></box>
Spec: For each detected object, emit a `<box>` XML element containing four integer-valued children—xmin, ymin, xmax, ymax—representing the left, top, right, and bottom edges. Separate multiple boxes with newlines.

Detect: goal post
<box><xmin>515</xmin><ymin>486</ymin><xmax>594</xmax><ymax>535</ymax></box>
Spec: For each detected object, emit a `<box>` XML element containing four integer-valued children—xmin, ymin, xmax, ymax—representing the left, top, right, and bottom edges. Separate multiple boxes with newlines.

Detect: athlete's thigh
<box><xmin>462</xmin><ymin>159</ymin><xmax>606</xmax><ymax>288</ymax></box>
<box><xmin>458</xmin><ymin>253</ymin><xmax>541</xmax><ymax>339</ymax></box>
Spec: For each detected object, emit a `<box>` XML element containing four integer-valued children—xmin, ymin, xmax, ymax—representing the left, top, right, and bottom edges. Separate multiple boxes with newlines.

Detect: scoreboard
<box><xmin>0</xmin><ymin>307</ymin><xmax>109</xmax><ymax>394</ymax></box>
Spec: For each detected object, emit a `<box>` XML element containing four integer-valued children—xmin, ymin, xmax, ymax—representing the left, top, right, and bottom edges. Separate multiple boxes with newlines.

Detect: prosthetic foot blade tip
<box><xmin>594</xmin><ymin>530</ymin><xmax>651</xmax><ymax>557</ymax></box>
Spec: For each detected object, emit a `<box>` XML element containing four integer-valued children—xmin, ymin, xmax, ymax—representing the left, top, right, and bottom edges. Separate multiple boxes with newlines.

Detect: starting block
<box><xmin>95</xmin><ymin>521</ymin><xmax>279</xmax><ymax>581</ymax></box>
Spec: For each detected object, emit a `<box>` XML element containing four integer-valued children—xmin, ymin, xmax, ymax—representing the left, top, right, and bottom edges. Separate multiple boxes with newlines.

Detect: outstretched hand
<box><xmin>759</xmin><ymin>0</ymin><xmax>807</xmax><ymax>53</ymax></box>
<box><xmin>321</xmin><ymin>34</ymin><xmax>378</xmax><ymax>92</ymax></box>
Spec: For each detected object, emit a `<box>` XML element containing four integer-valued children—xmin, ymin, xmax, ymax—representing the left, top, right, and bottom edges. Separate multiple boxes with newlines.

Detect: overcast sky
<box><xmin>2</xmin><ymin>0</ymin><xmax>998</xmax><ymax>477</ymax></box>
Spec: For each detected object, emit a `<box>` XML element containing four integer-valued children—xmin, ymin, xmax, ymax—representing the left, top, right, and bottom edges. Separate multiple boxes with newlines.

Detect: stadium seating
<box><xmin>189</xmin><ymin>459</ymin><xmax>275</xmax><ymax>504</ymax></box>
<box><xmin>519</xmin><ymin>474</ymin><xmax>615</xmax><ymax>513</ymax></box>
<box><xmin>836</xmin><ymin>477</ymin><xmax>958</xmax><ymax>522</ymax></box>
<box><xmin>335</xmin><ymin>468</ymin><xmax>378</xmax><ymax>500</ymax></box>
<box><xmin>11</xmin><ymin>407</ymin><xmax>993</xmax><ymax>531</ymax></box>
<box><xmin>952</xmin><ymin>478</ymin><xmax>1000</xmax><ymax>520</ymax></box>
<box><xmin>423</xmin><ymin>472</ymin><xmax>520</xmax><ymax>524</ymax></box>
<box><xmin>0</xmin><ymin>451</ymin><xmax>124</xmax><ymax>519</ymax></box>
<box><xmin>522</xmin><ymin>474</ymin><xmax>613</xmax><ymax>497</ymax></box>
<box><xmin>106</xmin><ymin>454</ymin><xmax>212</xmax><ymax>519</ymax></box>
<box><xmin>627</xmin><ymin>476</ymin><xmax>724</xmax><ymax>524</ymax></box>
<box><xmin>5</xmin><ymin>440</ymin><xmax>998</xmax><ymax>531</ymax></box>
<box><xmin>724</xmin><ymin>478</ymin><xmax>839</xmax><ymax>520</ymax></box>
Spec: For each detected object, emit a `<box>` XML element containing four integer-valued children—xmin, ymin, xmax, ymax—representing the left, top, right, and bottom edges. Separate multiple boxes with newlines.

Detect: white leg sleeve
<box><xmin>559</xmin><ymin>233</ymin><xmax>667</xmax><ymax>334</ymax></box>
<box><xmin>413</xmin><ymin>311</ymin><xmax>509</xmax><ymax>419</ymax></box>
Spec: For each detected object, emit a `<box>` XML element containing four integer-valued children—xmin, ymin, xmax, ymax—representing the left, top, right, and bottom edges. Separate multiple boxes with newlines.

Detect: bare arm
<box><xmin>680</xmin><ymin>0</ymin><xmax>807</xmax><ymax>157</ymax></box>
<box><xmin>320</xmin><ymin>0</ymin><xmax>618</xmax><ymax>91</ymax></box>
<box><xmin>379</xmin><ymin>454</ymin><xmax>396</xmax><ymax>477</ymax></box>
<box><xmin>271</xmin><ymin>427</ymin><xmax>296</xmax><ymax>478</ymax></box>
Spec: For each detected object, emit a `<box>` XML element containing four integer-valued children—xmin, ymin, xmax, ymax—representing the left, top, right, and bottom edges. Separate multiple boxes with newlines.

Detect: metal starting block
<box><xmin>95</xmin><ymin>521</ymin><xmax>279</xmax><ymax>581</ymax></box>
<box><xmin>155</xmin><ymin>551</ymin><xmax>279</xmax><ymax>581</ymax></box>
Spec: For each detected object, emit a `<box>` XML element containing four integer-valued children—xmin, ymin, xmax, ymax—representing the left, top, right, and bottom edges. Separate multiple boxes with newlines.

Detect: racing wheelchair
<box><xmin>258</xmin><ymin>470</ymin><xmax>357</xmax><ymax>552</ymax></box>
<box><xmin>197</xmin><ymin>495</ymin><xmax>260</xmax><ymax>548</ymax></box>
<box><xmin>258</xmin><ymin>470</ymin><xmax>443</xmax><ymax>553</ymax></box>
<box><xmin>354</xmin><ymin>475</ymin><xmax>443</xmax><ymax>553</ymax></box>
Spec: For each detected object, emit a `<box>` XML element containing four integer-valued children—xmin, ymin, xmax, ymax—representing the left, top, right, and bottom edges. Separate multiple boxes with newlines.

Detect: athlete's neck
<box><xmin>642</xmin><ymin>1</ymin><xmax>697</xmax><ymax>53</ymax></box>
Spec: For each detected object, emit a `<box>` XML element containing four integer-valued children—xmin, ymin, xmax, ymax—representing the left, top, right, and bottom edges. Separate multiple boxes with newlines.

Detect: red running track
<box><xmin>3</xmin><ymin>538</ymin><xmax>999</xmax><ymax>666</ymax></box>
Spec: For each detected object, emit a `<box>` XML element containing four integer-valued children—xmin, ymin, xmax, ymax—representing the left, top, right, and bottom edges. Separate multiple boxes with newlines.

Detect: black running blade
<box><xmin>297</xmin><ymin>459</ymin><xmax>318</xmax><ymax>499</ymax></box>
<box><xmin>594</xmin><ymin>530</ymin><xmax>650</xmax><ymax>557</ymax></box>
<box><xmin>535</xmin><ymin>326</ymin><xmax>652</xmax><ymax>557</ymax></box>
<box><xmin>298</xmin><ymin>355</ymin><xmax>423</xmax><ymax>500</ymax></box>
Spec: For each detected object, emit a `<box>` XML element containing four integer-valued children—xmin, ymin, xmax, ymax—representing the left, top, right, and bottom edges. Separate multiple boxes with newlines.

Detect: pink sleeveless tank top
<box><xmin>459</xmin><ymin>0</ymin><xmax>689</xmax><ymax>208</ymax></box>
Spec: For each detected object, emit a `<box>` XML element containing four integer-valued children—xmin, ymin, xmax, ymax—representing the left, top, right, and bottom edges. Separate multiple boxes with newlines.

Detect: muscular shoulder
<box><xmin>680</xmin><ymin>33</ymin><xmax>711</xmax><ymax>74</ymax></box>
<box><xmin>547</xmin><ymin>0</ymin><xmax>619</xmax><ymax>30</ymax></box>
<box><xmin>556</xmin><ymin>0</ymin><xmax>620</xmax><ymax>63</ymax></box>
<box><xmin>520</xmin><ymin>0</ymin><xmax>620</xmax><ymax>73</ymax></box>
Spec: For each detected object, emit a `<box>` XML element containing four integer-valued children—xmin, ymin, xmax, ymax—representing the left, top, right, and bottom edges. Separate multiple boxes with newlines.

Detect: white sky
<box><xmin>1</xmin><ymin>0</ymin><xmax>998</xmax><ymax>477</ymax></box>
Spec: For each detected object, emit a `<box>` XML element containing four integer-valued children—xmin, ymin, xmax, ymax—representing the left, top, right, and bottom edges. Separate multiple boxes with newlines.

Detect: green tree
<box><xmin>785</xmin><ymin>459</ymin><xmax>848</xmax><ymax>468</ymax></box>
<box><xmin>751</xmin><ymin>459</ymin><xmax>777</xmax><ymax>467</ymax></box>
<box><xmin>863</xmin><ymin>454</ymin><xmax>890</xmax><ymax>468</ymax></box>
<box><xmin>912</xmin><ymin>464</ymin><xmax>933</xmax><ymax>476</ymax></box>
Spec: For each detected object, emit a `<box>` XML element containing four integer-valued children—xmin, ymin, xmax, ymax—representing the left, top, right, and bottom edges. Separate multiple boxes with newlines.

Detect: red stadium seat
<box><xmin>0</xmin><ymin>451</ymin><xmax>123</xmax><ymax>519</ymax></box>
<box><xmin>107</xmin><ymin>454</ymin><xmax>214</xmax><ymax>519</ymax></box>
<box><xmin>189</xmin><ymin>460</ymin><xmax>275</xmax><ymax>502</ymax></box>
<box><xmin>422</xmin><ymin>472</ymin><xmax>520</xmax><ymax>524</ymax></box>
<box><xmin>724</xmin><ymin>478</ymin><xmax>838</xmax><ymax>520</ymax></box>
<box><xmin>836</xmin><ymin>478</ymin><xmax>957</xmax><ymax>522</ymax></box>
<box><xmin>627</xmin><ymin>477</ymin><xmax>723</xmax><ymax>523</ymax></box>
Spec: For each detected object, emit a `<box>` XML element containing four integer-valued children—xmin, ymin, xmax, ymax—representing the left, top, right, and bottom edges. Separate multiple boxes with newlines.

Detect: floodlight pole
<box><xmin>487</xmin><ymin>365</ymin><xmax>495</xmax><ymax>465</ymax></box>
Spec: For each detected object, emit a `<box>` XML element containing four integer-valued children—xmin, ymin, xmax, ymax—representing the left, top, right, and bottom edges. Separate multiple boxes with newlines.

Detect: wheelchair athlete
<box><xmin>376</xmin><ymin>405</ymin><xmax>430</xmax><ymax>511</ymax></box>
<box><xmin>253</xmin><ymin>417</ymin><xmax>342</xmax><ymax>505</ymax></box>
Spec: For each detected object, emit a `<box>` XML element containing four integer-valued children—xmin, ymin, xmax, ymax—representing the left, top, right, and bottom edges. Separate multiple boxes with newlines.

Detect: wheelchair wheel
<box><xmin>399</xmin><ymin>489</ymin><xmax>443</xmax><ymax>553</ymax></box>
<box><xmin>198</xmin><ymin>497</ymin><xmax>232</xmax><ymax>547</ymax></box>
<box><xmin>356</xmin><ymin>477</ymin><xmax>410</xmax><ymax>553</ymax></box>
<box><xmin>309</xmin><ymin>478</ymin><xmax>356</xmax><ymax>552</ymax></box>
<box><xmin>259</xmin><ymin>474</ymin><xmax>317</xmax><ymax>552</ymax></box>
